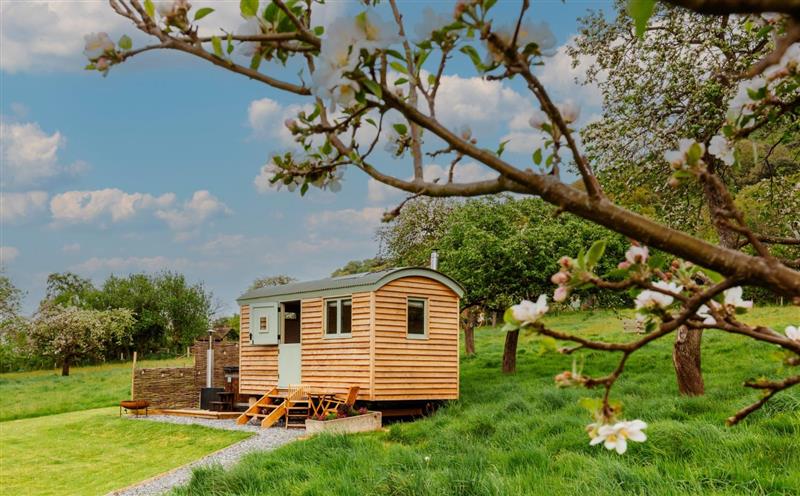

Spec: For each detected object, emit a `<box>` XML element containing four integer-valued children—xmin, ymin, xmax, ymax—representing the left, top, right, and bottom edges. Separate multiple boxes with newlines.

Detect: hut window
<box><xmin>325</xmin><ymin>297</ymin><xmax>352</xmax><ymax>336</ymax></box>
<box><xmin>407</xmin><ymin>298</ymin><xmax>427</xmax><ymax>337</ymax></box>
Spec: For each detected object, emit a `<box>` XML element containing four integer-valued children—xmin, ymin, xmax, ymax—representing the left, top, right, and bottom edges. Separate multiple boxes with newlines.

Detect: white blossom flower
<box><xmin>83</xmin><ymin>32</ymin><xmax>115</xmax><ymax>60</ymax></box>
<box><xmin>589</xmin><ymin>420</ymin><xmax>647</xmax><ymax>454</ymax></box>
<box><xmin>635</xmin><ymin>281</ymin><xmax>682</xmax><ymax>311</ymax></box>
<box><xmin>528</xmin><ymin>109</ymin><xmax>549</xmax><ymax>130</ymax></box>
<box><xmin>510</xmin><ymin>294</ymin><xmax>548</xmax><ymax>326</ymax></box>
<box><xmin>414</xmin><ymin>7</ymin><xmax>451</xmax><ymax>41</ymax></box>
<box><xmin>553</xmin><ymin>285</ymin><xmax>568</xmax><ymax>302</ymax></box>
<box><xmin>780</xmin><ymin>43</ymin><xmax>800</xmax><ymax>71</ymax></box>
<box><xmin>557</xmin><ymin>100</ymin><xmax>580</xmax><ymax>124</ymax></box>
<box><xmin>728</xmin><ymin>76</ymin><xmax>767</xmax><ymax>117</ymax></box>
<box><xmin>708</xmin><ymin>135</ymin><xmax>735</xmax><ymax>166</ymax></box>
<box><xmin>331</xmin><ymin>80</ymin><xmax>360</xmax><ymax>109</ymax></box>
<box><xmin>353</xmin><ymin>10</ymin><xmax>402</xmax><ymax>54</ymax></box>
<box><xmin>236</xmin><ymin>18</ymin><xmax>263</xmax><ymax>57</ymax></box>
<box><xmin>786</xmin><ymin>325</ymin><xmax>800</xmax><ymax>342</ymax></box>
<box><xmin>663</xmin><ymin>139</ymin><xmax>704</xmax><ymax>169</ymax></box>
<box><xmin>625</xmin><ymin>245</ymin><xmax>649</xmax><ymax>265</ymax></box>
<box><xmin>517</xmin><ymin>21</ymin><xmax>557</xmax><ymax>56</ymax></box>
<box><xmin>723</xmin><ymin>286</ymin><xmax>752</xmax><ymax>311</ymax></box>
<box><xmin>696</xmin><ymin>304</ymin><xmax>717</xmax><ymax>325</ymax></box>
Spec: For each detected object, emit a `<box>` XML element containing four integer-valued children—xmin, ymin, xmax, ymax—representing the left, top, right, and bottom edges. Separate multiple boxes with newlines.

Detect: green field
<box><xmin>174</xmin><ymin>307</ymin><xmax>799</xmax><ymax>495</ymax></box>
<box><xmin>0</xmin><ymin>407</ymin><xmax>250</xmax><ymax>496</ymax></box>
<box><xmin>0</xmin><ymin>356</ymin><xmax>192</xmax><ymax>422</ymax></box>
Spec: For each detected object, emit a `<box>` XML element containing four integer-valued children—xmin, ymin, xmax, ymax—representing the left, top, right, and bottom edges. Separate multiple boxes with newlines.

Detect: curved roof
<box><xmin>237</xmin><ymin>267</ymin><xmax>464</xmax><ymax>302</ymax></box>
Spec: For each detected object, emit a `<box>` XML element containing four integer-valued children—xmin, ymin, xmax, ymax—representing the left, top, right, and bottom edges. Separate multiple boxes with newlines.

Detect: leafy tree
<box><xmin>44</xmin><ymin>272</ymin><xmax>96</xmax><ymax>308</ymax></box>
<box><xmin>248</xmin><ymin>274</ymin><xmax>297</xmax><ymax>291</ymax></box>
<box><xmin>331</xmin><ymin>257</ymin><xmax>391</xmax><ymax>276</ymax></box>
<box><xmin>90</xmin><ymin>271</ymin><xmax>213</xmax><ymax>354</ymax></box>
<box><xmin>435</xmin><ymin>196</ymin><xmax>627</xmax><ymax>372</ymax></box>
<box><xmin>570</xmin><ymin>2</ymin><xmax>799</xmax><ymax>395</ymax></box>
<box><xmin>94</xmin><ymin>0</ymin><xmax>800</xmax><ymax>451</ymax></box>
<box><xmin>0</xmin><ymin>273</ymin><xmax>24</xmax><ymax>324</ymax></box>
<box><xmin>27</xmin><ymin>305</ymin><xmax>134</xmax><ymax>376</ymax></box>
<box><xmin>377</xmin><ymin>198</ymin><xmax>456</xmax><ymax>267</ymax></box>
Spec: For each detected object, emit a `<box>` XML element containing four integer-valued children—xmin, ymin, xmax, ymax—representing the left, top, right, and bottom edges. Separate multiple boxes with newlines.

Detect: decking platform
<box><xmin>152</xmin><ymin>408</ymin><xmax>242</xmax><ymax>420</ymax></box>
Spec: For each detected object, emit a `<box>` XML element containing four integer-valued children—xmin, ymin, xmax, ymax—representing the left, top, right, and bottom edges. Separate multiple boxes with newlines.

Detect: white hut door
<box><xmin>278</xmin><ymin>303</ymin><xmax>301</xmax><ymax>387</ymax></box>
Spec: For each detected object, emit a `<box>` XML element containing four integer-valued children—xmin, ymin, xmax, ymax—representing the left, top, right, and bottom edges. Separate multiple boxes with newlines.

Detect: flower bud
<box><xmin>551</xmin><ymin>271</ymin><xmax>569</xmax><ymax>285</ymax></box>
<box><xmin>558</xmin><ymin>256</ymin><xmax>572</xmax><ymax>269</ymax></box>
<box><xmin>617</xmin><ymin>261</ymin><xmax>631</xmax><ymax>270</ymax></box>
<box><xmin>553</xmin><ymin>285</ymin><xmax>568</xmax><ymax>302</ymax></box>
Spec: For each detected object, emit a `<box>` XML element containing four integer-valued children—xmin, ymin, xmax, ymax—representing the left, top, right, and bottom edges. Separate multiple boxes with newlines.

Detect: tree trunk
<box><xmin>464</xmin><ymin>323</ymin><xmax>475</xmax><ymax>356</ymax></box>
<box><xmin>61</xmin><ymin>357</ymin><xmax>71</xmax><ymax>377</ymax></box>
<box><xmin>502</xmin><ymin>330</ymin><xmax>519</xmax><ymax>374</ymax></box>
<box><xmin>672</xmin><ymin>326</ymin><xmax>704</xmax><ymax>395</ymax></box>
<box><xmin>669</xmin><ymin>168</ymin><xmax>737</xmax><ymax>396</ymax></box>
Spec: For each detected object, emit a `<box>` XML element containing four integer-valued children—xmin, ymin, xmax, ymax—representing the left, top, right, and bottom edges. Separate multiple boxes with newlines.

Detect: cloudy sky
<box><xmin>1</xmin><ymin>0</ymin><xmax>609</xmax><ymax>314</ymax></box>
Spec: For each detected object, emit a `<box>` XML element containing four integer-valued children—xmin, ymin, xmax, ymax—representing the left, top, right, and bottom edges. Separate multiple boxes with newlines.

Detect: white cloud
<box><xmin>195</xmin><ymin>234</ymin><xmax>246</xmax><ymax>255</ymax></box>
<box><xmin>1</xmin><ymin>191</ymin><xmax>49</xmax><ymax>223</ymax></box>
<box><xmin>367</xmin><ymin>162</ymin><xmax>497</xmax><ymax>204</ymax></box>
<box><xmin>70</xmin><ymin>255</ymin><xmax>190</xmax><ymax>273</ymax></box>
<box><xmin>154</xmin><ymin>190</ymin><xmax>231</xmax><ymax>231</ymax></box>
<box><xmin>0</xmin><ymin>120</ymin><xmax>85</xmax><ymax>187</ymax></box>
<box><xmin>535</xmin><ymin>40</ymin><xmax>603</xmax><ymax>108</ymax></box>
<box><xmin>0</xmin><ymin>1</ymin><xmax>127</xmax><ymax>72</ymax></box>
<box><xmin>247</xmin><ymin>98</ymin><xmax>311</xmax><ymax>147</ymax></box>
<box><xmin>62</xmin><ymin>242</ymin><xmax>81</xmax><ymax>253</ymax></box>
<box><xmin>306</xmin><ymin>207</ymin><xmax>384</xmax><ymax>235</ymax></box>
<box><xmin>50</xmin><ymin>188</ymin><xmax>175</xmax><ymax>224</ymax></box>
<box><xmin>0</xmin><ymin>246</ymin><xmax>20</xmax><ymax>265</ymax></box>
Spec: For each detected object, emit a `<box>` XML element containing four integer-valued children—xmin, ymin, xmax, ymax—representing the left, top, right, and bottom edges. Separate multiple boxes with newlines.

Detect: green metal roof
<box><xmin>237</xmin><ymin>267</ymin><xmax>464</xmax><ymax>303</ymax></box>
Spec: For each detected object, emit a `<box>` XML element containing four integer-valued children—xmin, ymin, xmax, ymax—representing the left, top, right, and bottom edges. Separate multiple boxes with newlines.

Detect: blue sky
<box><xmin>1</xmin><ymin>0</ymin><xmax>611</xmax><ymax>315</ymax></box>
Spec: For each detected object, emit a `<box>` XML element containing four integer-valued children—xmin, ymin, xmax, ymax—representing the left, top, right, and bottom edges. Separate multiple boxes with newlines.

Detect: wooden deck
<box><xmin>151</xmin><ymin>408</ymin><xmax>242</xmax><ymax>420</ymax></box>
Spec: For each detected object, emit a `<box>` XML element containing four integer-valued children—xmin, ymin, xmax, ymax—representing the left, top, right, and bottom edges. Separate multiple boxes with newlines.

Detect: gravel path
<box><xmin>108</xmin><ymin>416</ymin><xmax>304</xmax><ymax>496</ymax></box>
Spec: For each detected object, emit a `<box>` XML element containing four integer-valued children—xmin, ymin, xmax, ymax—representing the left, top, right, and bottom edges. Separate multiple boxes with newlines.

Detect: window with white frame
<box><xmin>407</xmin><ymin>298</ymin><xmax>427</xmax><ymax>337</ymax></box>
<box><xmin>324</xmin><ymin>297</ymin><xmax>352</xmax><ymax>336</ymax></box>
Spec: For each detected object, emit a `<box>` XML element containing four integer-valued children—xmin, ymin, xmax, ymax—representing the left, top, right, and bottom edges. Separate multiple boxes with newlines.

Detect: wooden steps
<box><xmin>236</xmin><ymin>386</ymin><xmax>311</xmax><ymax>429</ymax></box>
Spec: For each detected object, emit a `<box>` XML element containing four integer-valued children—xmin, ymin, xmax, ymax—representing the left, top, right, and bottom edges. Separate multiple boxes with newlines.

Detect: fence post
<box><xmin>130</xmin><ymin>351</ymin><xmax>137</xmax><ymax>400</ymax></box>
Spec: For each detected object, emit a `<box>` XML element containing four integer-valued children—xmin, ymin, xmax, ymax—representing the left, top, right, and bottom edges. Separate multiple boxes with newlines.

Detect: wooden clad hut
<box><xmin>236</xmin><ymin>267</ymin><xmax>464</xmax><ymax>406</ymax></box>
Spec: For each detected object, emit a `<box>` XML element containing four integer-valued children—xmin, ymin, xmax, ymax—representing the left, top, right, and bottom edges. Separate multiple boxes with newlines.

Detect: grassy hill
<box><xmin>174</xmin><ymin>306</ymin><xmax>799</xmax><ymax>496</ymax></box>
<box><xmin>0</xmin><ymin>356</ymin><xmax>192</xmax><ymax>421</ymax></box>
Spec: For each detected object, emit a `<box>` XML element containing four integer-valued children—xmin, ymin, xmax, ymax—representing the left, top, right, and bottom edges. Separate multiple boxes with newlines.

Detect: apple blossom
<box><xmin>553</xmin><ymin>285</ymin><xmax>568</xmax><ymax>302</ymax></box>
<box><xmin>696</xmin><ymin>304</ymin><xmax>717</xmax><ymax>325</ymax></box>
<box><xmin>557</xmin><ymin>100</ymin><xmax>581</xmax><ymax>124</ymax></box>
<box><xmin>414</xmin><ymin>7</ymin><xmax>452</xmax><ymax>41</ymax></box>
<box><xmin>510</xmin><ymin>294</ymin><xmax>548</xmax><ymax>326</ymax></box>
<box><xmin>625</xmin><ymin>245</ymin><xmax>649</xmax><ymax>265</ymax></box>
<box><xmin>663</xmin><ymin>139</ymin><xmax>704</xmax><ymax>170</ymax></box>
<box><xmin>558</xmin><ymin>256</ymin><xmax>572</xmax><ymax>269</ymax></box>
<box><xmin>588</xmin><ymin>420</ymin><xmax>647</xmax><ymax>454</ymax></box>
<box><xmin>635</xmin><ymin>281</ymin><xmax>682</xmax><ymax>312</ymax></box>
<box><xmin>708</xmin><ymin>135</ymin><xmax>735</xmax><ymax>166</ymax></box>
<box><xmin>618</xmin><ymin>261</ymin><xmax>631</xmax><ymax>269</ymax></box>
<box><xmin>353</xmin><ymin>10</ymin><xmax>402</xmax><ymax>54</ymax></box>
<box><xmin>551</xmin><ymin>271</ymin><xmax>569</xmax><ymax>285</ymax></box>
<box><xmin>786</xmin><ymin>326</ymin><xmax>800</xmax><ymax>342</ymax></box>
<box><xmin>528</xmin><ymin>109</ymin><xmax>549</xmax><ymax>130</ymax></box>
<box><xmin>236</xmin><ymin>18</ymin><xmax>263</xmax><ymax>57</ymax></box>
<box><xmin>83</xmin><ymin>32</ymin><xmax>115</xmax><ymax>60</ymax></box>
<box><xmin>723</xmin><ymin>286</ymin><xmax>753</xmax><ymax>311</ymax></box>
<box><xmin>728</xmin><ymin>76</ymin><xmax>767</xmax><ymax>117</ymax></box>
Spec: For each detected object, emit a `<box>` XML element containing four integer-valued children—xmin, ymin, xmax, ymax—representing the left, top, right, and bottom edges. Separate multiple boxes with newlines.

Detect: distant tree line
<box><xmin>0</xmin><ymin>271</ymin><xmax>215</xmax><ymax>374</ymax></box>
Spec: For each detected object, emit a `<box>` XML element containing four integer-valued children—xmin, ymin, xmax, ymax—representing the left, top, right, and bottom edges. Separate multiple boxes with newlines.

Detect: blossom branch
<box><xmin>727</xmin><ymin>375</ymin><xmax>800</xmax><ymax>425</ymax></box>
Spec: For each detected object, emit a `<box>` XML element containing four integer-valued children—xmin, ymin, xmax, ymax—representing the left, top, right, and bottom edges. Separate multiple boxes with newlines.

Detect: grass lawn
<box><xmin>0</xmin><ymin>407</ymin><xmax>251</xmax><ymax>496</ymax></box>
<box><xmin>175</xmin><ymin>306</ymin><xmax>799</xmax><ymax>496</ymax></box>
<box><xmin>0</xmin><ymin>356</ymin><xmax>192</xmax><ymax>421</ymax></box>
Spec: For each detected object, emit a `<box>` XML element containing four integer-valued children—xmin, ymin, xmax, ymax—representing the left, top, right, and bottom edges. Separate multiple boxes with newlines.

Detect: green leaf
<box><xmin>532</xmin><ymin>148</ymin><xmax>542</xmax><ymax>165</ymax></box>
<box><xmin>240</xmin><ymin>0</ymin><xmax>258</xmax><ymax>18</ymax></box>
<box><xmin>118</xmin><ymin>35</ymin><xmax>132</xmax><ymax>50</ymax></box>
<box><xmin>313</xmin><ymin>26</ymin><xmax>324</xmax><ymax>36</ymax></box>
<box><xmin>686</xmin><ymin>142</ymin><xmax>703</xmax><ymax>165</ymax></box>
<box><xmin>211</xmin><ymin>35</ymin><xmax>224</xmax><ymax>58</ymax></box>
<box><xmin>321</xmin><ymin>140</ymin><xmax>333</xmax><ymax>155</ymax></box>
<box><xmin>602</xmin><ymin>268</ymin><xmax>630</xmax><ymax>281</ymax></box>
<box><xmin>263</xmin><ymin>2</ymin><xmax>279</xmax><ymax>22</ymax></box>
<box><xmin>300</xmin><ymin>182</ymin><xmax>309</xmax><ymax>196</ymax></box>
<box><xmin>627</xmin><ymin>0</ymin><xmax>656</xmax><ymax>38</ymax></box>
<box><xmin>362</xmin><ymin>79</ymin><xmax>383</xmax><ymax>99</ymax></box>
<box><xmin>427</xmin><ymin>74</ymin><xmax>436</xmax><ymax>86</ymax></box>
<box><xmin>647</xmin><ymin>253</ymin><xmax>667</xmax><ymax>269</ymax></box>
<box><xmin>483</xmin><ymin>0</ymin><xmax>498</xmax><ymax>11</ymax></box>
<box><xmin>585</xmin><ymin>240</ymin><xmax>607</xmax><ymax>268</ymax></box>
<box><xmin>385</xmin><ymin>49</ymin><xmax>405</xmax><ymax>60</ymax></box>
<box><xmin>365</xmin><ymin>118</ymin><xmax>377</xmax><ymax>127</ymax></box>
<box><xmin>194</xmin><ymin>7</ymin><xmax>214</xmax><ymax>20</ymax></box>
<box><xmin>144</xmin><ymin>0</ymin><xmax>155</xmax><ymax>18</ymax></box>
<box><xmin>250</xmin><ymin>51</ymin><xmax>262</xmax><ymax>70</ymax></box>
<box><xmin>394</xmin><ymin>77</ymin><xmax>409</xmax><ymax>86</ymax></box>
<box><xmin>459</xmin><ymin>45</ymin><xmax>484</xmax><ymax>72</ymax></box>
<box><xmin>227</xmin><ymin>33</ymin><xmax>234</xmax><ymax>55</ymax></box>
<box><xmin>392</xmin><ymin>123</ymin><xmax>408</xmax><ymax>135</ymax></box>
<box><xmin>415</xmin><ymin>49</ymin><xmax>430</xmax><ymax>71</ymax></box>
<box><xmin>389</xmin><ymin>61</ymin><xmax>408</xmax><ymax>75</ymax></box>
<box><xmin>496</xmin><ymin>139</ymin><xmax>510</xmax><ymax>157</ymax></box>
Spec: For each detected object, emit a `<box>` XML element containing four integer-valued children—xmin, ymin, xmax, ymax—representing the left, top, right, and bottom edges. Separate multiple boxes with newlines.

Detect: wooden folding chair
<box><xmin>320</xmin><ymin>385</ymin><xmax>360</xmax><ymax>417</ymax></box>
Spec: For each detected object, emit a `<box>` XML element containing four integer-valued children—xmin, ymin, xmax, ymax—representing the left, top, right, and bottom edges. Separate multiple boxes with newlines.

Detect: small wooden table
<box><xmin>307</xmin><ymin>392</ymin><xmax>338</xmax><ymax>417</ymax></box>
